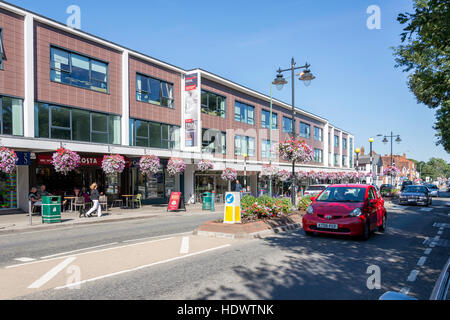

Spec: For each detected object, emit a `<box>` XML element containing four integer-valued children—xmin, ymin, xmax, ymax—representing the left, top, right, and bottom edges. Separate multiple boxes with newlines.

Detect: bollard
<box><xmin>211</xmin><ymin>191</ymin><xmax>215</xmax><ymax>212</ymax></box>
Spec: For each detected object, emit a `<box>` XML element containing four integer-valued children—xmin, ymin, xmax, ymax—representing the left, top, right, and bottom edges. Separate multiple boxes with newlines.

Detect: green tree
<box><xmin>393</xmin><ymin>0</ymin><xmax>450</xmax><ymax>152</ymax></box>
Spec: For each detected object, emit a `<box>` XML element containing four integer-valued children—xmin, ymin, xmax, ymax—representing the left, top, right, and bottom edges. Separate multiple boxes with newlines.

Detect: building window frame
<box><xmin>130</xmin><ymin>118</ymin><xmax>180</xmax><ymax>150</ymax></box>
<box><xmin>334</xmin><ymin>135</ymin><xmax>340</xmax><ymax>148</ymax></box>
<box><xmin>202</xmin><ymin>128</ymin><xmax>226</xmax><ymax>155</ymax></box>
<box><xmin>136</xmin><ymin>72</ymin><xmax>174</xmax><ymax>109</ymax></box>
<box><xmin>300</xmin><ymin>122</ymin><xmax>311</xmax><ymax>139</ymax></box>
<box><xmin>235</xmin><ymin>135</ymin><xmax>255</xmax><ymax>157</ymax></box>
<box><xmin>49</xmin><ymin>45</ymin><xmax>109</xmax><ymax>94</ymax></box>
<box><xmin>0</xmin><ymin>28</ymin><xmax>6</xmax><ymax>70</ymax></box>
<box><xmin>342</xmin><ymin>137</ymin><xmax>347</xmax><ymax>150</ymax></box>
<box><xmin>314</xmin><ymin>127</ymin><xmax>323</xmax><ymax>142</ymax></box>
<box><xmin>234</xmin><ymin>101</ymin><xmax>255</xmax><ymax>125</ymax></box>
<box><xmin>201</xmin><ymin>90</ymin><xmax>226</xmax><ymax>118</ymax></box>
<box><xmin>261</xmin><ymin>139</ymin><xmax>275</xmax><ymax>159</ymax></box>
<box><xmin>314</xmin><ymin>149</ymin><xmax>323</xmax><ymax>163</ymax></box>
<box><xmin>282</xmin><ymin>116</ymin><xmax>293</xmax><ymax>133</ymax></box>
<box><xmin>261</xmin><ymin>109</ymin><xmax>278</xmax><ymax>129</ymax></box>
<box><xmin>0</xmin><ymin>95</ymin><xmax>24</xmax><ymax>136</ymax></box>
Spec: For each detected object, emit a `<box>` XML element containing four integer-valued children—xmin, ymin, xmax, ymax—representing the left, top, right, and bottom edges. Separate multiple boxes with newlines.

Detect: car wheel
<box><xmin>379</xmin><ymin>215</ymin><xmax>387</xmax><ymax>232</ymax></box>
<box><xmin>361</xmin><ymin>222</ymin><xmax>371</xmax><ymax>241</ymax></box>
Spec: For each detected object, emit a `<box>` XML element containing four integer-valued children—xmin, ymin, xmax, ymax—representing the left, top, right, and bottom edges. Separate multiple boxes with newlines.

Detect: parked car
<box><xmin>401</xmin><ymin>180</ymin><xmax>413</xmax><ymax>191</ymax></box>
<box><xmin>380</xmin><ymin>184</ymin><xmax>394</xmax><ymax>193</ymax></box>
<box><xmin>425</xmin><ymin>184</ymin><xmax>440</xmax><ymax>197</ymax></box>
<box><xmin>399</xmin><ymin>185</ymin><xmax>432</xmax><ymax>206</ymax></box>
<box><xmin>302</xmin><ymin>184</ymin><xmax>387</xmax><ymax>240</ymax></box>
<box><xmin>304</xmin><ymin>185</ymin><xmax>328</xmax><ymax>196</ymax></box>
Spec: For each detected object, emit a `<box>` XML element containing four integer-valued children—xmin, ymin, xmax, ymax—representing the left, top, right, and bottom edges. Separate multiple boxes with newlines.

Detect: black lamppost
<box><xmin>380</xmin><ymin>132</ymin><xmax>402</xmax><ymax>185</ymax></box>
<box><xmin>273</xmin><ymin>58</ymin><xmax>315</xmax><ymax>206</ymax></box>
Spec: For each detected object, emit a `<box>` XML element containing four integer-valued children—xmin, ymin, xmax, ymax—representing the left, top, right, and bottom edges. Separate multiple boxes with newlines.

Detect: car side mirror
<box><xmin>369</xmin><ymin>199</ymin><xmax>377</xmax><ymax>207</ymax></box>
<box><xmin>310</xmin><ymin>197</ymin><xmax>317</xmax><ymax>202</ymax></box>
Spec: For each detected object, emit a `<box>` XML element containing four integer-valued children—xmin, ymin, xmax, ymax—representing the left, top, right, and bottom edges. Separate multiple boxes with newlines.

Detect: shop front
<box><xmin>0</xmin><ymin>172</ymin><xmax>17</xmax><ymax>209</ymax></box>
<box><xmin>128</xmin><ymin>159</ymin><xmax>182</xmax><ymax>205</ymax></box>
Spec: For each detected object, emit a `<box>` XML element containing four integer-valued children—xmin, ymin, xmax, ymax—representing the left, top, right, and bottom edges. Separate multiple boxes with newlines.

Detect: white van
<box><xmin>304</xmin><ymin>185</ymin><xmax>328</xmax><ymax>196</ymax></box>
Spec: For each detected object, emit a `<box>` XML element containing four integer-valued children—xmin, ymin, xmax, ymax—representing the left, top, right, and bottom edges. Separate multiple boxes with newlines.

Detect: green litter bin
<box><xmin>202</xmin><ymin>192</ymin><xmax>212</xmax><ymax>210</ymax></box>
<box><xmin>42</xmin><ymin>196</ymin><xmax>61</xmax><ymax>224</ymax></box>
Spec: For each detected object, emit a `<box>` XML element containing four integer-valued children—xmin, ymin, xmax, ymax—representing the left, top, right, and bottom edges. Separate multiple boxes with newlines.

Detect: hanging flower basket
<box><xmin>261</xmin><ymin>165</ymin><xmax>279</xmax><ymax>179</ymax></box>
<box><xmin>221</xmin><ymin>168</ymin><xmax>237</xmax><ymax>181</ymax></box>
<box><xmin>102</xmin><ymin>154</ymin><xmax>125</xmax><ymax>176</ymax></box>
<box><xmin>52</xmin><ymin>148</ymin><xmax>80</xmax><ymax>175</ymax></box>
<box><xmin>197</xmin><ymin>159</ymin><xmax>214</xmax><ymax>172</ymax></box>
<box><xmin>278</xmin><ymin>138</ymin><xmax>314</xmax><ymax>163</ymax></box>
<box><xmin>167</xmin><ymin>158</ymin><xmax>186</xmax><ymax>176</ymax></box>
<box><xmin>278</xmin><ymin>170</ymin><xmax>292</xmax><ymax>182</ymax></box>
<box><xmin>383</xmin><ymin>166</ymin><xmax>400</xmax><ymax>177</ymax></box>
<box><xmin>296</xmin><ymin>171</ymin><xmax>309</xmax><ymax>180</ymax></box>
<box><xmin>139</xmin><ymin>155</ymin><xmax>161</xmax><ymax>177</ymax></box>
<box><xmin>0</xmin><ymin>147</ymin><xmax>18</xmax><ymax>174</ymax></box>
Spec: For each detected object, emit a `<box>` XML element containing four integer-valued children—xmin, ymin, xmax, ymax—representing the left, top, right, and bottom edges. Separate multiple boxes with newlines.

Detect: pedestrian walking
<box><xmin>235</xmin><ymin>180</ymin><xmax>243</xmax><ymax>192</ymax></box>
<box><xmin>85</xmin><ymin>183</ymin><xmax>102</xmax><ymax>218</ymax></box>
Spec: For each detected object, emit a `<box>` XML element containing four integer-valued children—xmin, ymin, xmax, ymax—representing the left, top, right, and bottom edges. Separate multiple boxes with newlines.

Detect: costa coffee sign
<box><xmin>38</xmin><ymin>155</ymin><xmax>131</xmax><ymax>167</ymax></box>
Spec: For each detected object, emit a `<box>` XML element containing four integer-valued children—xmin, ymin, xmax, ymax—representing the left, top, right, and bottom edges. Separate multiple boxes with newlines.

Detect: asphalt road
<box><xmin>3</xmin><ymin>192</ymin><xmax>449</xmax><ymax>300</ymax></box>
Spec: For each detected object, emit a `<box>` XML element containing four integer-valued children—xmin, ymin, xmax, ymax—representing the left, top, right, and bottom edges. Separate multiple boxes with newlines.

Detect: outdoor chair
<box><xmin>99</xmin><ymin>195</ymin><xmax>108</xmax><ymax>212</ymax></box>
<box><xmin>112</xmin><ymin>196</ymin><xmax>123</xmax><ymax>208</ymax></box>
<box><xmin>131</xmin><ymin>194</ymin><xmax>142</xmax><ymax>209</ymax></box>
<box><xmin>72</xmin><ymin>197</ymin><xmax>86</xmax><ymax>213</ymax></box>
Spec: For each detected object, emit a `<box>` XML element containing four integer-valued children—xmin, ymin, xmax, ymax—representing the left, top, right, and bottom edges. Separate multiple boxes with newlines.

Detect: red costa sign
<box><xmin>38</xmin><ymin>155</ymin><xmax>132</xmax><ymax>167</ymax></box>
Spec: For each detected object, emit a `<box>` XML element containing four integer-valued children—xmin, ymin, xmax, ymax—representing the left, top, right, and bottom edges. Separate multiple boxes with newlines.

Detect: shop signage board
<box><xmin>15</xmin><ymin>152</ymin><xmax>31</xmax><ymax>166</ymax></box>
<box><xmin>183</xmin><ymin>72</ymin><xmax>201</xmax><ymax>152</ymax></box>
<box><xmin>224</xmin><ymin>192</ymin><xmax>241</xmax><ymax>224</ymax></box>
<box><xmin>38</xmin><ymin>155</ymin><xmax>132</xmax><ymax>167</ymax></box>
<box><xmin>167</xmin><ymin>192</ymin><xmax>186</xmax><ymax>212</ymax></box>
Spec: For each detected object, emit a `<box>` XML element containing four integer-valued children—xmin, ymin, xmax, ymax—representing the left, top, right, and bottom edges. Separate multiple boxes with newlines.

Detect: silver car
<box><xmin>425</xmin><ymin>184</ymin><xmax>440</xmax><ymax>197</ymax></box>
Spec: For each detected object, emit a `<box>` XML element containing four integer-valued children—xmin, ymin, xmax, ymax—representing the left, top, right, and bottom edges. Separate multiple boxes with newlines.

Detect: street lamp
<box><xmin>274</xmin><ymin>57</ymin><xmax>315</xmax><ymax>206</ymax></box>
<box><xmin>369</xmin><ymin>138</ymin><xmax>374</xmax><ymax>184</ymax></box>
<box><xmin>380</xmin><ymin>132</ymin><xmax>401</xmax><ymax>185</ymax></box>
<box><xmin>243</xmin><ymin>153</ymin><xmax>248</xmax><ymax>189</ymax></box>
<box><xmin>355</xmin><ymin>148</ymin><xmax>361</xmax><ymax>183</ymax></box>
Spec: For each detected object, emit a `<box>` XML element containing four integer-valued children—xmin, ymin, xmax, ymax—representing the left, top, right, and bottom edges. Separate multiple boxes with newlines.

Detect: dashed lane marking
<box><xmin>407</xmin><ymin>270</ymin><xmax>420</xmax><ymax>282</ymax></box>
<box><xmin>40</xmin><ymin>242</ymin><xmax>119</xmax><ymax>259</ymax></box>
<box><xmin>424</xmin><ymin>248</ymin><xmax>432</xmax><ymax>255</ymax></box>
<box><xmin>417</xmin><ymin>257</ymin><xmax>427</xmax><ymax>267</ymax></box>
<box><xmin>14</xmin><ymin>258</ymin><xmax>36</xmax><ymax>263</ymax></box>
<box><xmin>180</xmin><ymin>236</ymin><xmax>190</xmax><ymax>254</ymax></box>
<box><xmin>420</xmin><ymin>208</ymin><xmax>433</xmax><ymax>212</ymax></box>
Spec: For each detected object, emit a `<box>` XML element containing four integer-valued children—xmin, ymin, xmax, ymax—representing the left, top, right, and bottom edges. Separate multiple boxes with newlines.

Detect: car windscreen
<box><xmin>316</xmin><ymin>187</ymin><xmax>366</xmax><ymax>203</ymax></box>
<box><xmin>404</xmin><ymin>186</ymin><xmax>427</xmax><ymax>193</ymax></box>
<box><xmin>306</xmin><ymin>186</ymin><xmax>326</xmax><ymax>191</ymax></box>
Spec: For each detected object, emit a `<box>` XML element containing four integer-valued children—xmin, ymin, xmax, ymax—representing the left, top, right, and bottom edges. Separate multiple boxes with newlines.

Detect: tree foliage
<box><xmin>393</xmin><ymin>0</ymin><xmax>450</xmax><ymax>152</ymax></box>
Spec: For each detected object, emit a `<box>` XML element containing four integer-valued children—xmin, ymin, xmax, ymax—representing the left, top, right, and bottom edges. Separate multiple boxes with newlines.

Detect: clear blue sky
<box><xmin>8</xmin><ymin>0</ymin><xmax>450</xmax><ymax>162</ymax></box>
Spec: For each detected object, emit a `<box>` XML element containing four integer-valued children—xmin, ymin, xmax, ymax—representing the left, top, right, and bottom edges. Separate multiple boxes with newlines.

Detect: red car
<box><xmin>302</xmin><ymin>184</ymin><xmax>387</xmax><ymax>240</ymax></box>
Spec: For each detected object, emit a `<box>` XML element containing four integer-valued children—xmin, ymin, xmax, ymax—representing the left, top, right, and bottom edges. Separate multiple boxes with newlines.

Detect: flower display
<box><xmin>0</xmin><ymin>147</ymin><xmax>18</xmax><ymax>174</ymax></box>
<box><xmin>139</xmin><ymin>155</ymin><xmax>161</xmax><ymax>177</ymax></box>
<box><xmin>197</xmin><ymin>159</ymin><xmax>214</xmax><ymax>172</ymax></box>
<box><xmin>52</xmin><ymin>148</ymin><xmax>80</xmax><ymax>175</ymax></box>
<box><xmin>221</xmin><ymin>168</ymin><xmax>237</xmax><ymax>181</ymax></box>
<box><xmin>261</xmin><ymin>165</ymin><xmax>279</xmax><ymax>178</ymax></box>
<box><xmin>278</xmin><ymin>170</ymin><xmax>292</xmax><ymax>182</ymax></box>
<box><xmin>296</xmin><ymin>171</ymin><xmax>309</xmax><ymax>180</ymax></box>
<box><xmin>383</xmin><ymin>166</ymin><xmax>401</xmax><ymax>177</ymax></box>
<box><xmin>167</xmin><ymin>158</ymin><xmax>186</xmax><ymax>176</ymax></box>
<box><xmin>278</xmin><ymin>138</ymin><xmax>314</xmax><ymax>163</ymax></box>
<box><xmin>101</xmin><ymin>154</ymin><xmax>125</xmax><ymax>176</ymax></box>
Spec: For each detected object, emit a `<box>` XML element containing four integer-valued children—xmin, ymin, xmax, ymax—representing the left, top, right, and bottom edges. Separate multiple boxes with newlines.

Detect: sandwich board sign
<box><xmin>224</xmin><ymin>192</ymin><xmax>241</xmax><ymax>224</ymax></box>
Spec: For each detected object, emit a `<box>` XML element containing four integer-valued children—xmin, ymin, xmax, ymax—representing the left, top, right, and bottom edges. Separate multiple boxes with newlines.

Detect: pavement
<box><xmin>0</xmin><ymin>203</ymin><xmax>225</xmax><ymax>235</ymax></box>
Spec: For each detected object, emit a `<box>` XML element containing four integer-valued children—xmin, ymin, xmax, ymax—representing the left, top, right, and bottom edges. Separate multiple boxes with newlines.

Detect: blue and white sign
<box><xmin>226</xmin><ymin>194</ymin><xmax>234</xmax><ymax>204</ymax></box>
<box><xmin>15</xmin><ymin>152</ymin><xmax>31</xmax><ymax>166</ymax></box>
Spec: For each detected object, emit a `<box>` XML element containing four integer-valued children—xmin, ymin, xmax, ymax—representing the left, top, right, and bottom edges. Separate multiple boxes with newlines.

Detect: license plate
<box><xmin>317</xmin><ymin>223</ymin><xmax>338</xmax><ymax>230</ymax></box>
<box><xmin>408</xmin><ymin>199</ymin><xmax>415</xmax><ymax>202</ymax></box>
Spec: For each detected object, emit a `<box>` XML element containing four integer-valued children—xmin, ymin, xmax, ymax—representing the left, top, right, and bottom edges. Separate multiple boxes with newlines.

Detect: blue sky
<box><xmin>8</xmin><ymin>0</ymin><xmax>450</xmax><ymax>162</ymax></box>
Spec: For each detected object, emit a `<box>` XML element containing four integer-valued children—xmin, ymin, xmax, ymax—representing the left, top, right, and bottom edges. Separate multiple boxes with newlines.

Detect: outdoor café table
<box><xmin>122</xmin><ymin>195</ymin><xmax>134</xmax><ymax>208</ymax></box>
<box><xmin>64</xmin><ymin>196</ymin><xmax>76</xmax><ymax>212</ymax></box>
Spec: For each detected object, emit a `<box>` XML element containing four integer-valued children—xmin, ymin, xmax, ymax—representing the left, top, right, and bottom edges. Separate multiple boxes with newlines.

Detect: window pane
<box><xmin>51</xmin><ymin>128</ymin><xmax>71</xmax><ymax>140</ymax></box>
<box><xmin>170</xmin><ymin>126</ymin><xmax>180</xmax><ymax>150</ymax></box>
<box><xmin>109</xmin><ymin>115</ymin><xmax>121</xmax><ymax>145</ymax></box>
<box><xmin>50</xmin><ymin>48</ymin><xmax>70</xmax><ymax>72</ymax></box>
<box><xmin>135</xmin><ymin>120</ymin><xmax>149</xmax><ymax>138</ymax></box>
<box><xmin>72</xmin><ymin>109</ymin><xmax>90</xmax><ymax>142</ymax></box>
<box><xmin>248</xmin><ymin>137</ymin><xmax>255</xmax><ymax>156</ymax></box>
<box><xmin>149</xmin><ymin>122</ymin><xmax>161</xmax><ymax>148</ymax></box>
<box><xmin>218</xmin><ymin>96</ymin><xmax>226</xmax><ymax>118</ymax></box>
<box><xmin>91</xmin><ymin>60</ymin><xmax>107</xmax><ymax>82</ymax></box>
<box><xmin>235</xmin><ymin>136</ymin><xmax>241</xmax><ymax>155</ymax></box>
<box><xmin>149</xmin><ymin>78</ymin><xmax>161</xmax><ymax>104</ymax></box>
<box><xmin>136</xmin><ymin>137</ymin><xmax>148</xmax><ymax>147</ymax></box>
<box><xmin>92</xmin><ymin>113</ymin><xmax>108</xmax><ymax>133</ymax></box>
<box><xmin>262</xmin><ymin>110</ymin><xmax>268</xmax><ymax>127</ymax></box>
<box><xmin>161</xmin><ymin>124</ymin><xmax>169</xmax><ymax>140</ymax></box>
<box><xmin>92</xmin><ymin>132</ymin><xmax>108</xmax><ymax>144</ymax></box>
<box><xmin>1</xmin><ymin>98</ymin><xmax>12</xmax><ymax>135</ymax></box>
<box><xmin>201</xmin><ymin>91</ymin><xmax>208</xmax><ymax>109</ymax></box>
<box><xmin>234</xmin><ymin>103</ymin><xmax>241</xmax><ymax>122</ymax></box>
<box><xmin>70</xmin><ymin>54</ymin><xmax>90</xmax><ymax>88</ymax></box>
<box><xmin>35</xmin><ymin>103</ymin><xmax>49</xmax><ymax>138</ymax></box>
<box><xmin>51</xmin><ymin>106</ymin><xmax>70</xmax><ymax>128</ymax></box>
<box><xmin>51</xmin><ymin>69</ymin><xmax>71</xmax><ymax>85</ymax></box>
<box><xmin>208</xmin><ymin>93</ymin><xmax>217</xmax><ymax>115</ymax></box>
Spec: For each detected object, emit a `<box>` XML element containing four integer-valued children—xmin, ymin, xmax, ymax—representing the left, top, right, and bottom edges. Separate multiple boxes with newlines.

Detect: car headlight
<box><xmin>306</xmin><ymin>206</ymin><xmax>314</xmax><ymax>215</ymax></box>
<box><xmin>349</xmin><ymin>208</ymin><xmax>362</xmax><ymax>217</ymax></box>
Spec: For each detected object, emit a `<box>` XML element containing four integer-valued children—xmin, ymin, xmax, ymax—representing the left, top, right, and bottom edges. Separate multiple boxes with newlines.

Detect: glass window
<box><xmin>235</xmin><ymin>135</ymin><xmax>255</xmax><ymax>156</ymax></box>
<box><xmin>50</xmin><ymin>46</ymin><xmax>109</xmax><ymax>93</ymax></box>
<box><xmin>262</xmin><ymin>140</ymin><xmax>274</xmax><ymax>159</ymax></box>
<box><xmin>342</xmin><ymin>155</ymin><xmax>347</xmax><ymax>166</ymax></box>
<box><xmin>51</xmin><ymin>106</ymin><xmax>70</xmax><ymax>129</ymax></box>
<box><xmin>1</xmin><ymin>97</ymin><xmax>23</xmax><ymax>136</ymax></box>
<box><xmin>72</xmin><ymin>109</ymin><xmax>90</xmax><ymax>142</ymax></box>
<box><xmin>1</xmin><ymin>98</ymin><xmax>12</xmax><ymax>135</ymax></box>
<box><xmin>149</xmin><ymin>122</ymin><xmax>161</xmax><ymax>149</ymax></box>
<box><xmin>248</xmin><ymin>137</ymin><xmax>255</xmax><ymax>156</ymax></box>
<box><xmin>343</xmin><ymin>138</ymin><xmax>347</xmax><ymax>150</ymax></box>
<box><xmin>314</xmin><ymin>149</ymin><xmax>323</xmax><ymax>163</ymax></box>
<box><xmin>130</xmin><ymin>119</ymin><xmax>179</xmax><ymax>150</ymax></box>
<box><xmin>334</xmin><ymin>154</ymin><xmax>339</xmax><ymax>166</ymax></box>
<box><xmin>35</xmin><ymin>103</ymin><xmax>49</xmax><ymax>138</ymax></box>
<box><xmin>0</xmin><ymin>28</ymin><xmax>6</xmax><ymax>69</ymax></box>
<box><xmin>314</xmin><ymin>127</ymin><xmax>323</xmax><ymax>141</ymax></box>
<box><xmin>136</xmin><ymin>74</ymin><xmax>174</xmax><ymax>109</ymax></box>
<box><xmin>91</xmin><ymin>113</ymin><xmax>108</xmax><ymax>133</ymax></box>
<box><xmin>300</xmin><ymin>122</ymin><xmax>311</xmax><ymax>139</ymax></box>
<box><xmin>235</xmin><ymin>101</ymin><xmax>254</xmax><ymax>125</ymax></box>
<box><xmin>109</xmin><ymin>115</ymin><xmax>121</xmax><ymax>145</ymax></box>
<box><xmin>262</xmin><ymin>110</ymin><xmax>278</xmax><ymax>129</ymax></box>
<box><xmin>202</xmin><ymin>129</ymin><xmax>226</xmax><ymax>154</ymax></box>
<box><xmin>201</xmin><ymin>90</ymin><xmax>226</xmax><ymax>117</ymax></box>
<box><xmin>334</xmin><ymin>135</ymin><xmax>339</xmax><ymax>147</ymax></box>
<box><xmin>283</xmin><ymin>116</ymin><xmax>293</xmax><ymax>133</ymax></box>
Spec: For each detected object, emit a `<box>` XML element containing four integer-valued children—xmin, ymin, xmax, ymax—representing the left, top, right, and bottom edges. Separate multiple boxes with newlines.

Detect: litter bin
<box><xmin>202</xmin><ymin>192</ymin><xmax>212</xmax><ymax>210</ymax></box>
<box><xmin>42</xmin><ymin>196</ymin><xmax>61</xmax><ymax>224</ymax></box>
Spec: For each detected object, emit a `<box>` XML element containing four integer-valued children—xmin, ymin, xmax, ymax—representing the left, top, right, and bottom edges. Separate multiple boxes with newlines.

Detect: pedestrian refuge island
<box><xmin>224</xmin><ymin>192</ymin><xmax>241</xmax><ymax>224</ymax></box>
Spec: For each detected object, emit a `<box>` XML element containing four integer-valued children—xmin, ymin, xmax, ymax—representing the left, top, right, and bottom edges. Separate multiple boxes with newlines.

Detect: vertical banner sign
<box><xmin>184</xmin><ymin>73</ymin><xmax>200</xmax><ymax>150</ymax></box>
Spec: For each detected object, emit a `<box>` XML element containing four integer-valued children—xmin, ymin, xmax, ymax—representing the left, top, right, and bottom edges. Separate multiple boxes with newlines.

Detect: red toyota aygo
<box><xmin>302</xmin><ymin>184</ymin><xmax>387</xmax><ymax>240</ymax></box>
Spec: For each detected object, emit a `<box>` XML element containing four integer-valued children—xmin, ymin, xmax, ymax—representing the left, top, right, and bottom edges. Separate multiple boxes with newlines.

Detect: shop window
<box><xmin>50</xmin><ymin>46</ymin><xmax>108</xmax><ymax>93</ymax></box>
<box><xmin>261</xmin><ymin>110</ymin><xmax>278</xmax><ymax>129</ymax></box>
<box><xmin>136</xmin><ymin>73</ymin><xmax>174</xmax><ymax>108</ymax></box>
<box><xmin>0</xmin><ymin>172</ymin><xmax>17</xmax><ymax>209</ymax></box>
<box><xmin>1</xmin><ymin>96</ymin><xmax>23</xmax><ymax>136</ymax></box>
<box><xmin>0</xmin><ymin>28</ymin><xmax>6</xmax><ymax>70</ymax></box>
<box><xmin>201</xmin><ymin>90</ymin><xmax>226</xmax><ymax>118</ymax></box>
<box><xmin>35</xmin><ymin>102</ymin><xmax>121</xmax><ymax>145</ymax></box>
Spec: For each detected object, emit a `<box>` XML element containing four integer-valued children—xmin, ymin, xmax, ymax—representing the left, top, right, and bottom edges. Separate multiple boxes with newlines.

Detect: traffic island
<box><xmin>194</xmin><ymin>211</ymin><xmax>306</xmax><ymax>239</ymax></box>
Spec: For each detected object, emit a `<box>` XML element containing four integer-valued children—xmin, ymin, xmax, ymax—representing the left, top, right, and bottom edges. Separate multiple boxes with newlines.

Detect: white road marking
<box><xmin>417</xmin><ymin>257</ymin><xmax>427</xmax><ymax>266</ymax></box>
<box><xmin>407</xmin><ymin>270</ymin><xmax>420</xmax><ymax>282</ymax></box>
<box><xmin>14</xmin><ymin>258</ymin><xmax>36</xmax><ymax>262</ymax></box>
<box><xmin>40</xmin><ymin>243</ymin><xmax>119</xmax><ymax>259</ymax></box>
<box><xmin>424</xmin><ymin>248</ymin><xmax>432</xmax><ymax>255</ymax></box>
<box><xmin>28</xmin><ymin>257</ymin><xmax>76</xmax><ymax>289</ymax></box>
<box><xmin>5</xmin><ymin>237</ymin><xmax>174</xmax><ymax>269</ymax></box>
<box><xmin>180</xmin><ymin>237</ymin><xmax>190</xmax><ymax>254</ymax></box>
<box><xmin>122</xmin><ymin>232</ymin><xmax>192</xmax><ymax>243</ymax></box>
<box><xmin>438</xmin><ymin>231</ymin><xmax>443</xmax><ymax>235</ymax></box>
<box><xmin>423</xmin><ymin>237</ymin><xmax>429</xmax><ymax>245</ymax></box>
<box><xmin>54</xmin><ymin>244</ymin><xmax>232</xmax><ymax>290</ymax></box>
<box><xmin>400</xmin><ymin>287</ymin><xmax>410</xmax><ymax>295</ymax></box>
<box><xmin>433</xmin><ymin>236</ymin><xmax>440</xmax><ymax>242</ymax></box>
<box><xmin>430</xmin><ymin>242</ymin><xmax>436</xmax><ymax>248</ymax></box>
<box><xmin>420</xmin><ymin>208</ymin><xmax>433</xmax><ymax>212</ymax></box>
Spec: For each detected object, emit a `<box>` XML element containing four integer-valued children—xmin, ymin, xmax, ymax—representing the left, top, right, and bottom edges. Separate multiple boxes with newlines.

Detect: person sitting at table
<box><xmin>81</xmin><ymin>187</ymin><xmax>90</xmax><ymax>203</ymax></box>
<box><xmin>38</xmin><ymin>185</ymin><xmax>52</xmax><ymax>198</ymax></box>
<box><xmin>29</xmin><ymin>187</ymin><xmax>42</xmax><ymax>214</ymax></box>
